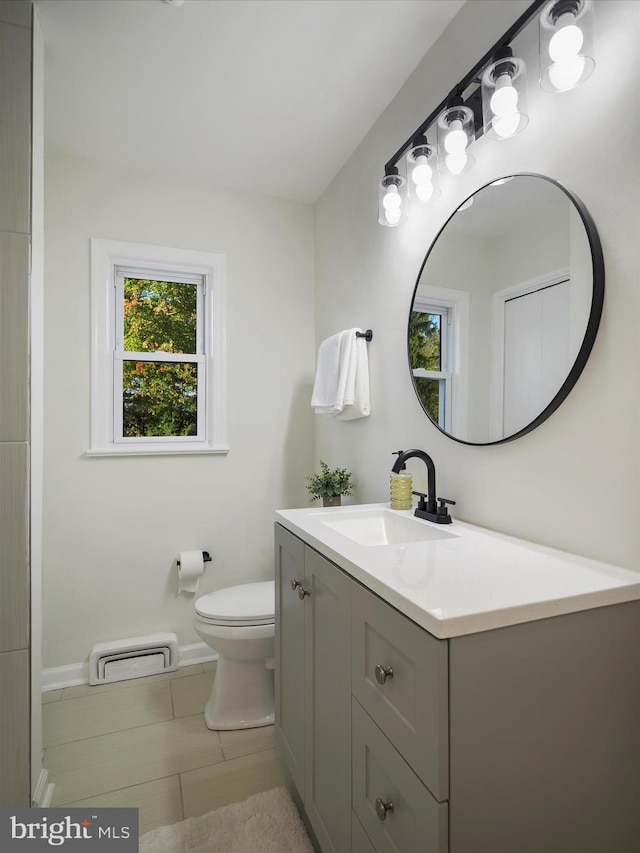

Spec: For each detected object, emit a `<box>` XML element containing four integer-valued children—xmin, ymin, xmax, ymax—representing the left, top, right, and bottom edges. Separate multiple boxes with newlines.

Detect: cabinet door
<box><xmin>304</xmin><ymin>546</ymin><xmax>352</xmax><ymax>853</ymax></box>
<box><xmin>274</xmin><ymin>524</ymin><xmax>306</xmax><ymax>795</ymax></box>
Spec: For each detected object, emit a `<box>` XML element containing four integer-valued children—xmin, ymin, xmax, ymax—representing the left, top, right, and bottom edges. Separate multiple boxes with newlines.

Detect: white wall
<box><xmin>314</xmin><ymin>0</ymin><xmax>640</xmax><ymax>569</ymax></box>
<box><xmin>43</xmin><ymin>155</ymin><xmax>315</xmax><ymax>668</ymax></box>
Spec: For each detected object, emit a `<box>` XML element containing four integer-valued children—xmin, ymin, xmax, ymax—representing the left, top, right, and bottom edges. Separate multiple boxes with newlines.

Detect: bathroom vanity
<box><xmin>274</xmin><ymin>505</ymin><xmax>640</xmax><ymax>853</ymax></box>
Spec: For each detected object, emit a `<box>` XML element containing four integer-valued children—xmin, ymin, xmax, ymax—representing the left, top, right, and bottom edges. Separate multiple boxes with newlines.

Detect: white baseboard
<box><xmin>32</xmin><ymin>768</ymin><xmax>55</xmax><ymax>808</ymax></box>
<box><xmin>178</xmin><ymin>643</ymin><xmax>219</xmax><ymax>668</ymax></box>
<box><xmin>42</xmin><ymin>642</ymin><xmax>218</xmax><ymax>692</ymax></box>
<box><xmin>42</xmin><ymin>662</ymin><xmax>88</xmax><ymax>692</ymax></box>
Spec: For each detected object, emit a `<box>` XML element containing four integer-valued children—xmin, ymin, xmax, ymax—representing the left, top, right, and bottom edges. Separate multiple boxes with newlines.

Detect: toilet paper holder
<box><xmin>177</xmin><ymin>550</ymin><xmax>212</xmax><ymax>567</ymax></box>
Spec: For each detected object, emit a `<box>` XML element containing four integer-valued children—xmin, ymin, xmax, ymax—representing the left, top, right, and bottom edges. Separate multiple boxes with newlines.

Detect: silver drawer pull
<box><xmin>375</xmin><ymin>664</ymin><xmax>394</xmax><ymax>685</ymax></box>
<box><xmin>375</xmin><ymin>798</ymin><xmax>394</xmax><ymax>821</ymax></box>
<box><xmin>289</xmin><ymin>578</ymin><xmax>302</xmax><ymax>591</ymax></box>
<box><xmin>297</xmin><ymin>586</ymin><xmax>311</xmax><ymax>600</ymax></box>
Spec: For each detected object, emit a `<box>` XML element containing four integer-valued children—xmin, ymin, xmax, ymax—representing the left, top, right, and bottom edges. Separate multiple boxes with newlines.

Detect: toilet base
<box><xmin>203</xmin><ymin>656</ymin><xmax>274</xmax><ymax>731</ymax></box>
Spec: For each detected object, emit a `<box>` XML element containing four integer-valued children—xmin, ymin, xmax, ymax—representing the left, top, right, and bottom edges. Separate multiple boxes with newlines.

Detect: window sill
<box><xmin>86</xmin><ymin>444</ymin><xmax>230</xmax><ymax>458</ymax></box>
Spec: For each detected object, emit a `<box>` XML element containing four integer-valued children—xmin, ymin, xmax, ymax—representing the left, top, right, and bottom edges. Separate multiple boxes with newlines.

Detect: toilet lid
<box><xmin>195</xmin><ymin>581</ymin><xmax>275</xmax><ymax>626</ymax></box>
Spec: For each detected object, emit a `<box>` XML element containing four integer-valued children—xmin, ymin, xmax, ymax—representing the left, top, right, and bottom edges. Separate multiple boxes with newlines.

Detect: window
<box><xmin>410</xmin><ymin>300</ymin><xmax>453</xmax><ymax>431</ymax></box>
<box><xmin>90</xmin><ymin>239</ymin><xmax>227</xmax><ymax>456</ymax></box>
<box><xmin>409</xmin><ymin>285</ymin><xmax>470</xmax><ymax>439</ymax></box>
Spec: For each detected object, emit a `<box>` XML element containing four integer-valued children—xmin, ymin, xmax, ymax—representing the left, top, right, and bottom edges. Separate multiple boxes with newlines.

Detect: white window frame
<box><xmin>89</xmin><ymin>239</ymin><xmax>228</xmax><ymax>456</ymax></box>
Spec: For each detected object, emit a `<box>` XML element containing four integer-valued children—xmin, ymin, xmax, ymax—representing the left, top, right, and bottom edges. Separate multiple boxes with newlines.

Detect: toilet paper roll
<box><xmin>177</xmin><ymin>550</ymin><xmax>205</xmax><ymax>594</ymax></box>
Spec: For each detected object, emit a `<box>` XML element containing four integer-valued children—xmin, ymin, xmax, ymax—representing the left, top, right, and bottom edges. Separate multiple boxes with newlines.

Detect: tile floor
<box><xmin>42</xmin><ymin>663</ymin><xmax>286</xmax><ymax>835</ymax></box>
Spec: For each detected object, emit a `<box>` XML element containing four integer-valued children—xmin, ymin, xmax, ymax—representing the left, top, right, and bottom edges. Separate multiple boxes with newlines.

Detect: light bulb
<box><xmin>444</xmin><ymin>120</ymin><xmax>468</xmax><ymax>154</ymax></box>
<box><xmin>493</xmin><ymin>112</ymin><xmax>521</xmax><ymax>138</ymax></box>
<box><xmin>416</xmin><ymin>182</ymin><xmax>434</xmax><ymax>203</ymax></box>
<box><xmin>384</xmin><ymin>207</ymin><xmax>402</xmax><ymax>225</ymax></box>
<box><xmin>549</xmin><ymin>13</ymin><xmax>584</xmax><ymax>62</ymax></box>
<box><xmin>445</xmin><ymin>151</ymin><xmax>468</xmax><ymax>175</ymax></box>
<box><xmin>459</xmin><ymin>197</ymin><xmax>474</xmax><ymax>211</ymax></box>
<box><xmin>548</xmin><ymin>55</ymin><xmax>585</xmax><ymax>90</ymax></box>
<box><xmin>411</xmin><ymin>155</ymin><xmax>432</xmax><ymax>186</ymax></box>
<box><xmin>382</xmin><ymin>185</ymin><xmax>401</xmax><ymax>211</ymax></box>
<box><xmin>490</xmin><ymin>72</ymin><xmax>518</xmax><ymax>116</ymax></box>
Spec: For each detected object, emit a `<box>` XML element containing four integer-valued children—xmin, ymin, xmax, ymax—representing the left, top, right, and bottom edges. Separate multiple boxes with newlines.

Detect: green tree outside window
<box><xmin>122</xmin><ymin>278</ymin><xmax>199</xmax><ymax>437</ymax></box>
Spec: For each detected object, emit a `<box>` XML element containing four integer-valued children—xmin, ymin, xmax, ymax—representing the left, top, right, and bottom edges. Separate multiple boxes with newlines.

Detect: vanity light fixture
<box><xmin>436</xmin><ymin>96</ymin><xmax>477</xmax><ymax>175</ymax></box>
<box><xmin>481</xmin><ymin>46</ymin><xmax>529</xmax><ymax>139</ymax></box>
<box><xmin>539</xmin><ymin>0</ymin><xmax>595</xmax><ymax>92</ymax></box>
<box><xmin>376</xmin><ymin>0</ymin><xmax>598</xmax><ymax>227</ymax></box>
<box><xmin>378</xmin><ymin>167</ymin><xmax>408</xmax><ymax>227</ymax></box>
<box><xmin>406</xmin><ymin>137</ymin><xmax>441</xmax><ymax>204</ymax></box>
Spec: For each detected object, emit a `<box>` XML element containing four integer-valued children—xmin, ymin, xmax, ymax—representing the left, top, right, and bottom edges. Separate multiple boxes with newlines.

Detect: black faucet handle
<box><xmin>436</xmin><ymin>497</ymin><xmax>456</xmax><ymax>519</ymax></box>
<box><xmin>411</xmin><ymin>490</ymin><xmax>428</xmax><ymax>510</ymax></box>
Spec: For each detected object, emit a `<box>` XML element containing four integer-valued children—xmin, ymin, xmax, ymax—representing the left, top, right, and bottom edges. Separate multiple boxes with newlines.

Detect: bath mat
<box><xmin>139</xmin><ymin>786</ymin><xmax>314</xmax><ymax>853</ymax></box>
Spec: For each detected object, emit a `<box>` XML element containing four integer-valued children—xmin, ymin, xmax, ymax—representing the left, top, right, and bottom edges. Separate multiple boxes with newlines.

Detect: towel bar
<box><xmin>356</xmin><ymin>329</ymin><xmax>373</xmax><ymax>341</ymax></box>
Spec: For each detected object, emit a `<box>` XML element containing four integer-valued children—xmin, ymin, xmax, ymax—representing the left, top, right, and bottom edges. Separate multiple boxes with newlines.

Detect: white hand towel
<box><xmin>311</xmin><ymin>329</ymin><xmax>370</xmax><ymax>419</ymax></box>
<box><xmin>337</xmin><ymin>334</ymin><xmax>370</xmax><ymax>420</ymax></box>
<box><xmin>311</xmin><ymin>329</ymin><xmax>355</xmax><ymax>414</ymax></box>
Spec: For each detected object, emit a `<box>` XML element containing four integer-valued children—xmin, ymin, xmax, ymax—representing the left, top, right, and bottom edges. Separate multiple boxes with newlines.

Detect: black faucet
<box><xmin>391</xmin><ymin>449</ymin><xmax>455</xmax><ymax>524</ymax></box>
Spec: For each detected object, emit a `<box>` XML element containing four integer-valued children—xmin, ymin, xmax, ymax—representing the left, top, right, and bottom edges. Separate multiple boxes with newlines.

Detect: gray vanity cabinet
<box><xmin>276</xmin><ymin>523</ymin><xmax>640</xmax><ymax>853</ymax></box>
<box><xmin>274</xmin><ymin>524</ymin><xmax>352</xmax><ymax>853</ymax></box>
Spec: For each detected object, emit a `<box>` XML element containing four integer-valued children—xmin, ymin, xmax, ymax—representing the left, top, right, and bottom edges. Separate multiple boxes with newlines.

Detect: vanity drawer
<box><xmin>351</xmin><ymin>582</ymin><xmax>449</xmax><ymax>801</ymax></box>
<box><xmin>352</xmin><ymin>698</ymin><xmax>448</xmax><ymax>853</ymax></box>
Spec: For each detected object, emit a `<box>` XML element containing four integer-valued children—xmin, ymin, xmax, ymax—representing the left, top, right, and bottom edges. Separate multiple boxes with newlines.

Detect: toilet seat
<box><xmin>195</xmin><ymin>581</ymin><xmax>275</xmax><ymax>627</ymax></box>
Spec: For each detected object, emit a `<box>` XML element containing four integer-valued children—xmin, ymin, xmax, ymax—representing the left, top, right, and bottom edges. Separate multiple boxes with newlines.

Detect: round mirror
<box><xmin>408</xmin><ymin>174</ymin><xmax>604</xmax><ymax>445</ymax></box>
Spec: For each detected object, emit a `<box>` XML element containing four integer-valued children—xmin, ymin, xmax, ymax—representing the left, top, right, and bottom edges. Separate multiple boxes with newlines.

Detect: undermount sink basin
<box><xmin>315</xmin><ymin>507</ymin><xmax>457</xmax><ymax>547</ymax></box>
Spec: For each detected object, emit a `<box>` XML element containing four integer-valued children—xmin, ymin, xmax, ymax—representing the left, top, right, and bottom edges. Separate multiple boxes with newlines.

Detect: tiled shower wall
<box><xmin>0</xmin><ymin>0</ymin><xmax>32</xmax><ymax>807</ymax></box>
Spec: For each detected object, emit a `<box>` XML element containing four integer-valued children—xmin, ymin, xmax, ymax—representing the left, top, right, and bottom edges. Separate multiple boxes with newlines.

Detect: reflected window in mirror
<box><xmin>410</xmin><ymin>302</ymin><xmax>450</xmax><ymax>430</ymax></box>
<box><xmin>410</xmin><ymin>287</ymin><xmax>470</xmax><ymax>440</ymax></box>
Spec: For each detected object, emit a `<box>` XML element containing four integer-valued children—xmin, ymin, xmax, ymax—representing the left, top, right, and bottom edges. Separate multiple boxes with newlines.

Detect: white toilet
<box><xmin>193</xmin><ymin>580</ymin><xmax>275</xmax><ymax>731</ymax></box>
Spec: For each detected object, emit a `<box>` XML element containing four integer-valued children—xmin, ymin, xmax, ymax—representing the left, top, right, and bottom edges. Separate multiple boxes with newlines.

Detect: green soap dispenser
<box><xmin>390</xmin><ymin>451</ymin><xmax>413</xmax><ymax>510</ymax></box>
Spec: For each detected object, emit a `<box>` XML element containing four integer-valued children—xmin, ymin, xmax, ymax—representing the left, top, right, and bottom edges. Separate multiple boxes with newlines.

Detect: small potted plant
<box><xmin>307</xmin><ymin>461</ymin><xmax>354</xmax><ymax>507</ymax></box>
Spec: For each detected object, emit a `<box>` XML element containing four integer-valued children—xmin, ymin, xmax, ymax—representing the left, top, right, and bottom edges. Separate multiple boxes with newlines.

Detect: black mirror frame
<box><xmin>407</xmin><ymin>173</ymin><xmax>605</xmax><ymax>446</ymax></box>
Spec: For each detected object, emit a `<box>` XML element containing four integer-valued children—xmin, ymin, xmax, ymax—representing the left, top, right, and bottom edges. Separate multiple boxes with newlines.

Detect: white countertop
<box><xmin>275</xmin><ymin>503</ymin><xmax>640</xmax><ymax>639</ymax></box>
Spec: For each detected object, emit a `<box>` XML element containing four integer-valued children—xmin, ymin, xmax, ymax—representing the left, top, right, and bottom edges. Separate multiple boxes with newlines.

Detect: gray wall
<box><xmin>0</xmin><ymin>0</ymin><xmax>32</xmax><ymax>807</ymax></box>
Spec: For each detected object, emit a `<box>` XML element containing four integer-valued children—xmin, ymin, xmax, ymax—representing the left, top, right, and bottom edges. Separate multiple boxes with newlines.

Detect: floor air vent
<box><xmin>89</xmin><ymin>633</ymin><xmax>179</xmax><ymax>685</ymax></box>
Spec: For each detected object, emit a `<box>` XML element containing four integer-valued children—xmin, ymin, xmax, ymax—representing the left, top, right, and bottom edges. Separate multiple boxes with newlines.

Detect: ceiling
<box><xmin>35</xmin><ymin>0</ymin><xmax>465</xmax><ymax>204</ymax></box>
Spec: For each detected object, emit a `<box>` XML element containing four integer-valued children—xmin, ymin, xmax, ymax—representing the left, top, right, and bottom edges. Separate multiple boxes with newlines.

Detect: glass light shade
<box><xmin>378</xmin><ymin>173</ymin><xmax>407</xmax><ymax>227</ymax></box>
<box><xmin>406</xmin><ymin>143</ymin><xmax>441</xmax><ymax>205</ymax></box>
<box><xmin>482</xmin><ymin>55</ymin><xmax>529</xmax><ymax>139</ymax></box>
<box><xmin>539</xmin><ymin>0</ymin><xmax>595</xmax><ymax>92</ymax></box>
<box><xmin>437</xmin><ymin>105</ymin><xmax>476</xmax><ymax>175</ymax></box>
